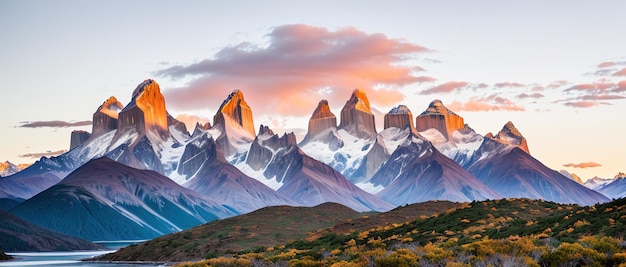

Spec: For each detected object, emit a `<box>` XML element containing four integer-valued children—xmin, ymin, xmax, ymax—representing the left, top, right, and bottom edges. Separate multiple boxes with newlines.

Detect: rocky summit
<box><xmin>415</xmin><ymin>100</ymin><xmax>464</xmax><ymax>140</ymax></box>
<box><xmin>91</xmin><ymin>96</ymin><xmax>123</xmax><ymax>137</ymax></box>
<box><xmin>305</xmin><ymin>99</ymin><xmax>338</xmax><ymax>140</ymax></box>
<box><xmin>213</xmin><ymin>89</ymin><xmax>256</xmax><ymax>138</ymax></box>
<box><xmin>69</xmin><ymin>130</ymin><xmax>90</xmax><ymax>150</ymax></box>
<box><xmin>491</xmin><ymin>121</ymin><xmax>530</xmax><ymax>154</ymax></box>
<box><xmin>117</xmin><ymin>79</ymin><xmax>169</xmax><ymax>139</ymax></box>
<box><xmin>338</xmin><ymin>89</ymin><xmax>377</xmax><ymax>139</ymax></box>
<box><xmin>384</xmin><ymin>105</ymin><xmax>415</xmax><ymax>130</ymax></box>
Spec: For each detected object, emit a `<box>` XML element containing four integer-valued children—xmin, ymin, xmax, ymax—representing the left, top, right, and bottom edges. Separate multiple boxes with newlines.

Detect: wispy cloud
<box><xmin>563</xmin><ymin>162</ymin><xmax>602</xmax><ymax>168</ymax></box>
<box><xmin>419</xmin><ymin>81</ymin><xmax>468</xmax><ymax>95</ymax></box>
<box><xmin>448</xmin><ymin>94</ymin><xmax>525</xmax><ymax>112</ymax></box>
<box><xmin>157</xmin><ymin>24</ymin><xmax>432</xmax><ymax>117</ymax></box>
<box><xmin>517</xmin><ymin>92</ymin><xmax>544</xmax><ymax>99</ymax></box>
<box><xmin>19</xmin><ymin>150</ymin><xmax>67</xmax><ymax>159</ymax></box>
<box><xmin>19</xmin><ymin>120</ymin><xmax>91</xmax><ymax>128</ymax></box>
<box><xmin>494</xmin><ymin>82</ymin><xmax>525</xmax><ymax>88</ymax></box>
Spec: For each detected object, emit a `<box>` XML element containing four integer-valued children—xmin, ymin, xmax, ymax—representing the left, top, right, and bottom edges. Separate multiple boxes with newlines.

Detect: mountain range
<box><xmin>0</xmin><ymin>79</ymin><xmax>616</xmax><ymax>246</ymax></box>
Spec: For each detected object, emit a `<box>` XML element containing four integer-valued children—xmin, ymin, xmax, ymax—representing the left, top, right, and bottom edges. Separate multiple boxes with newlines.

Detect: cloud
<box><xmin>157</xmin><ymin>24</ymin><xmax>432</xmax><ymax>117</ymax></box>
<box><xmin>494</xmin><ymin>82</ymin><xmax>525</xmax><ymax>88</ymax></box>
<box><xmin>174</xmin><ymin>114</ymin><xmax>210</xmax><ymax>132</ymax></box>
<box><xmin>19</xmin><ymin>150</ymin><xmax>67</xmax><ymax>159</ymax></box>
<box><xmin>448</xmin><ymin>95</ymin><xmax>525</xmax><ymax>112</ymax></box>
<box><xmin>420</xmin><ymin>81</ymin><xmax>468</xmax><ymax>95</ymax></box>
<box><xmin>19</xmin><ymin>120</ymin><xmax>92</xmax><ymax>128</ymax></box>
<box><xmin>414</xmin><ymin>76</ymin><xmax>437</xmax><ymax>83</ymax></box>
<box><xmin>563</xmin><ymin>162</ymin><xmax>602</xmax><ymax>168</ymax></box>
<box><xmin>613</xmin><ymin>68</ymin><xmax>626</xmax><ymax>76</ymax></box>
<box><xmin>517</xmin><ymin>93</ymin><xmax>544</xmax><ymax>99</ymax></box>
<box><xmin>598</xmin><ymin>61</ymin><xmax>616</xmax><ymax>68</ymax></box>
<box><xmin>563</xmin><ymin>101</ymin><xmax>605</xmax><ymax>108</ymax></box>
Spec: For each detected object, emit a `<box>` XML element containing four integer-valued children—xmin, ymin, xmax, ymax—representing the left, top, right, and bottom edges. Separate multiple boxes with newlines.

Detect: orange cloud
<box><xmin>420</xmin><ymin>81</ymin><xmax>468</xmax><ymax>95</ymax></box>
<box><xmin>563</xmin><ymin>162</ymin><xmax>602</xmax><ymax>168</ymax></box>
<box><xmin>157</xmin><ymin>24</ymin><xmax>432</xmax><ymax>117</ymax></box>
<box><xmin>448</xmin><ymin>95</ymin><xmax>525</xmax><ymax>112</ymax></box>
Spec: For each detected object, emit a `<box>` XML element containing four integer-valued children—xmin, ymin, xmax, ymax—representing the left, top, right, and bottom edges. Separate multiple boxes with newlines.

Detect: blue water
<box><xmin>0</xmin><ymin>241</ymin><xmax>166</xmax><ymax>267</ymax></box>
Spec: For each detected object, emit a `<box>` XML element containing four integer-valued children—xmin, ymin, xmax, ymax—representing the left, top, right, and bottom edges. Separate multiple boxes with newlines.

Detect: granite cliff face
<box><xmin>384</xmin><ymin>105</ymin><xmax>415</xmax><ymax>130</ymax></box>
<box><xmin>415</xmin><ymin>100</ymin><xmax>464</xmax><ymax>140</ymax></box>
<box><xmin>338</xmin><ymin>89</ymin><xmax>377</xmax><ymax>139</ymax></box>
<box><xmin>92</xmin><ymin>96</ymin><xmax>123</xmax><ymax>137</ymax></box>
<box><xmin>213</xmin><ymin>90</ymin><xmax>255</xmax><ymax>138</ymax></box>
<box><xmin>212</xmin><ymin>90</ymin><xmax>256</xmax><ymax>156</ymax></box>
<box><xmin>117</xmin><ymin>79</ymin><xmax>169</xmax><ymax>140</ymax></box>
<box><xmin>304</xmin><ymin>100</ymin><xmax>338</xmax><ymax>141</ymax></box>
<box><xmin>70</xmin><ymin>130</ymin><xmax>91</xmax><ymax>150</ymax></box>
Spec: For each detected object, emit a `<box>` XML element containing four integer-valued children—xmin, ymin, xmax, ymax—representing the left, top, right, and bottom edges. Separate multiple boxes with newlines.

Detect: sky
<box><xmin>2</xmin><ymin>0</ymin><xmax>625</xmax><ymax>181</ymax></box>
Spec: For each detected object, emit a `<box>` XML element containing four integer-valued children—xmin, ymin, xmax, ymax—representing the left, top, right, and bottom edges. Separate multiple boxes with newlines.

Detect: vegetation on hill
<box><xmin>171</xmin><ymin>198</ymin><xmax>626</xmax><ymax>267</ymax></box>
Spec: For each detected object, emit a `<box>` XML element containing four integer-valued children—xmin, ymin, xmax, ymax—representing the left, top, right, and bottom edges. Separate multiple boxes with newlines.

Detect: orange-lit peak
<box><xmin>349</xmin><ymin>89</ymin><xmax>372</xmax><ymax>113</ymax></box>
<box><xmin>97</xmin><ymin>96</ymin><xmax>124</xmax><ymax>119</ymax></box>
<box><xmin>310</xmin><ymin>99</ymin><xmax>335</xmax><ymax>120</ymax></box>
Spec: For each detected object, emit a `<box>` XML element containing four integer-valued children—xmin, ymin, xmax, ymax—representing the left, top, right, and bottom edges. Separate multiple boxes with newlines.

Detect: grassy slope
<box><xmin>97</xmin><ymin>198</ymin><xmax>626</xmax><ymax>264</ymax></box>
<box><xmin>96</xmin><ymin>203</ymin><xmax>362</xmax><ymax>262</ymax></box>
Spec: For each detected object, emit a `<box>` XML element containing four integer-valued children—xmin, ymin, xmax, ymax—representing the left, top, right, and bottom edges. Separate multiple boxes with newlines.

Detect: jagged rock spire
<box><xmin>305</xmin><ymin>99</ymin><xmax>338</xmax><ymax>139</ymax></box>
<box><xmin>415</xmin><ymin>100</ymin><xmax>464</xmax><ymax>140</ymax></box>
<box><xmin>117</xmin><ymin>79</ymin><xmax>169</xmax><ymax>139</ymax></box>
<box><xmin>338</xmin><ymin>89</ymin><xmax>377</xmax><ymax>138</ymax></box>
<box><xmin>213</xmin><ymin>89</ymin><xmax>256</xmax><ymax>138</ymax></box>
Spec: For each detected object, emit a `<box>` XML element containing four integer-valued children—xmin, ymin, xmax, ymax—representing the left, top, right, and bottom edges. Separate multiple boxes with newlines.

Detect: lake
<box><xmin>0</xmin><ymin>241</ymin><xmax>167</xmax><ymax>267</ymax></box>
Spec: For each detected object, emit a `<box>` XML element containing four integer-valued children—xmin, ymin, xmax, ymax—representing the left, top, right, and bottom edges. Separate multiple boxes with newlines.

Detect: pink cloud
<box><xmin>447</xmin><ymin>95</ymin><xmax>525</xmax><ymax>112</ymax></box>
<box><xmin>157</xmin><ymin>24</ymin><xmax>432</xmax><ymax>117</ymax></box>
<box><xmin>598</xmin><ymin>61</ymin><xmax>615</xmax><ymax>68</ymax></box>
<box><xmin>613</xmin><ymin>68</ymin><xmax>626</xmax><ymax>76</ymax></box>
<box><xmin>517</xmin><ymin>93</ymin><xmax>544</xmax><ymax>99</ymax></box>
<box><xmin>546</xmin><ymin>80</ymin><xmax>569</xmax><ymax>89</ymax></box>
<box><xmin>615</xmin><ymin>80</ymin><xmax>626</xmax><ymax>92</ymax></box>
<box><xmin>563</xmin><ymin>162</ymin><xmax>602</xmax><ymax>168</ymax></box>
<box><xmin>420</xmin><ymin>81</ymin><xmax>468</xmax><ymax>95</ymax></box>
<box><xmin>563</xmin><ymin>101</ymin><xmax>600</xmax><ymax>108</ymax></box>
<box><xmin>494</xmin><ymin>82</ymin><xmax>525</xmax><ymax>88</ymax></box>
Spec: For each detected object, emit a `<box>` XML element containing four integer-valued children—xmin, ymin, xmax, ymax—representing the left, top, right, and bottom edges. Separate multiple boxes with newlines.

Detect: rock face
<box><xmin>338</xmin><ymin>89</ymin><xmax>377</xmax><ymax>139</ymax></box>
<box><xmin>178</xmin><ymin>133</ymin><xmax>294</xmax><ymax>213</ymax></box>
<box><xmin>239</xmin><ymin>126</ymin><xmax>393</xmax><ymax>212</ymax></box>
<box><xmin>70</xmin><ymin>130</ymin><xmax>91</xmax><ymax>150</ymax></box>
<box><xmin>304</xmin><ymin>100</ymin><xmax>338</xmax><ymax>141</ymax></box>
<box><xmin>384</xmin><ymin>105</ymin><xmax>415</xmax><ymax>130</ymax></box>
<box><xmin>491</xmin><ymin>121</ymin><xmax>530</xmax><ymax>154</ymax></box>
<box><xmin>212</xmin><ymin>90</ymin><xmax>256</xmax><ymax>156</ymax></box>
<box><xmin>213</xmin><ymin>90</ymin><xmax>255</xmax><ymax>138</ymax></box>
<box><xmin>415</xmin><ymin>100</ymin><xmax>464</xmax><ymax>140</ymax></box>
<box><xmin>117</xmin><ymin>79</ymin><xmax>169</xmax><ymax>140</ymax></box>
<box><xmin>92</xmin><ymin>96</ymin><xmax>123</xmax><ymax>136</ymax></box>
